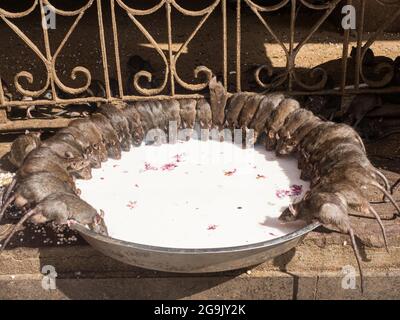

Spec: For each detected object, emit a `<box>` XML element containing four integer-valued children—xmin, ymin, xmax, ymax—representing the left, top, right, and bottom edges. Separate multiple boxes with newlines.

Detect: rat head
<box><xmin>279</xmin><ymin>202</ymin><xmax>302</xmax><ymax>222</ymax></box>
<box><xmin>106</xmin><ymin>140</ymin><xmax>122</xmax><ymax>160</ymax></box>
<box><xmin>117</xmin><ymin>128</ymin><xmax>131</xmax><ymax>152</ymax></box>
<box><xmin>88</xmin><ymin>210</ymin><xmax>108</xmax><ymax>236</ymax></box>
<box><xmin>92</xmin><ymin>141</ymin><xmax>108</xmax><ymax>162</ymax></box>
<box><xmin>85</xmin><ymin>147</ymin><xmax>101</xmax><ymax>169</ymax></box>
<box><xmin>66</xmin><ymin>156</ymin><xmax>91</xmax><ymax>172</ymax></box>
<box><xmin>265</xmin><ymin>130</ymin><xmax>278</xmax><ymax>151</ymax></box>
<box><xmin>281</xmin><ymin>192</ymin><xmax>349</xmax><ymax>232</ymax></box>
<box><xmin>75</xmin><ymin>165</ymin><xmax>92</xmax><ymax>180</ymax></box>
<box><xmin>277</xmin><ymin>135</ymin><xmax>298</xmax><ymax>155</ymax></box>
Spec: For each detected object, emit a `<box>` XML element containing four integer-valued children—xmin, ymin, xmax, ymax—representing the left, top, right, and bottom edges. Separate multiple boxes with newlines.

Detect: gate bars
<box><xmin>0</xmin><ymin>0</ymin><xmax>399</xmax><ymax>131</ymax></box>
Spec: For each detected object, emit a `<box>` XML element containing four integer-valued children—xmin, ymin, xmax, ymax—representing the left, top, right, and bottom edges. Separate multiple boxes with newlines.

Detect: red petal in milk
<box><xmin>256</xmin><ymin>174</ymin><xmax>266</xmax><ymax>180</ymax></box>
<box><xmin>144</xmin><ymin>162</ymin><xmax>158</xmax><ymax>171</ymax></box>
<box><xmin>127</xmin><ymin>201</ymin><xmax>137</xmax><ymax>209</ymax></box>
<box><xmin>275</xmin><ymin>189</ymin><xmax>291</xmax><ymax>199</ymax></box>
<box><xmin>224</xmin><ymin>169</ymin><xmax>237</xmax><ymax>176</ymax></box>
<box><xmin>290</xmin><ymin>184</ymin><xmax>303</xmax><ymax>196</ymax></box>
<box><xmin>275</xmin><ymin>185</ymin><xmax>303</xmax><ymax>198</ymax></box>
<box><xmin>161</xmin><ymin>163</ymin><xmax>178</xmax><ymax>171</ymax></box>
<box><xmin>207</xmin><ymin>224</ymin><xmax>218</xmax><ymax>230</ymax></box>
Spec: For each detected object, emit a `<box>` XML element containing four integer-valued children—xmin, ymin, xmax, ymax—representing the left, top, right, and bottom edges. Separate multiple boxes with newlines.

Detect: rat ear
<box><xmin>99</xmin><ymin>209</ymin><xmax>105</xmax><ymax>218</ymax></box>
<box><xmin>288</xmin><ymin>203</ymin><xmax>297</xmax><ymax>216</ymax></box>
<box><xmin>65</xmin><ymin>151</ymin><xmax>74</xmax><ymax>159</ymax></box>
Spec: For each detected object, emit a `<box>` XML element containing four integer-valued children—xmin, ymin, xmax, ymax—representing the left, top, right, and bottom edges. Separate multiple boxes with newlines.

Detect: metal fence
<box><xmin>0</xmin><ymin>0</ymin><xmax>399</xmax><ymax>131</ymax></box>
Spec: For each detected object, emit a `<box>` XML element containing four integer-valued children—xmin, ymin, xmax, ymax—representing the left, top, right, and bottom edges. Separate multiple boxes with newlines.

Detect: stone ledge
<box><xmin>0</xmin><ymin>239</ymin><xmax>399</xmax><ymax>299</ymax></box>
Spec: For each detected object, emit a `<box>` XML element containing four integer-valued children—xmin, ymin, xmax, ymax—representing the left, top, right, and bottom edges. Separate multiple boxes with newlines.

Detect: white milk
<box><xmin>76</xmin><ymin>139</ymin><xmax>309</xmax><ymax>249</ymax></box>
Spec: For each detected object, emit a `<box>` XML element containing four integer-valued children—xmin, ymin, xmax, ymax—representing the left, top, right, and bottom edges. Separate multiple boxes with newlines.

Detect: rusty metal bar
<box><xmin>110</xmin><ymin>0</ymin><xmax>124</xmax><ymax>98</ymax></box>
<box><xmin>166</xmin><ymin>1</ymin><xmax>175</xmax><ymax>96</ymax></box>
<box><xmin>354</xmin><ymin>0</ymin><xmax>365</xmax><ymax>90</ymax></box>
<box><xmin>340</xmin><ymin>0</ymin><xmax>352</xmax><ymax>112</ymax></box>
<box><xmin>236</xmin><ymin>0</ymin><xmax>241</xmax><ymax>92</ymax></box>
<box><xmin>39</xmin><ymin>0</ymin><xmax>57</xmax><ymax>102</ymax></box>
<box><xmin>222</xmin><ymin>0</ymin><xmax>228</xmax><ymax>88</ymax></box>
<box><xmin>96</xmin><ymin>0</ymin><xmax>112</xmax><ymax>100</ymax></box>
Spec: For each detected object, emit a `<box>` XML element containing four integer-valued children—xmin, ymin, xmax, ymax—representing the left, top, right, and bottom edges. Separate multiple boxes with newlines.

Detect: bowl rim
<box><xmin>72</xmin><ymin>221</ymin><xmax>321</xmax><ymax>255</ymax></box>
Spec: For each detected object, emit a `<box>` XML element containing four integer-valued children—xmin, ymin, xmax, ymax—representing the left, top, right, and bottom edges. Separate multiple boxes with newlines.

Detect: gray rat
<box><xmin>1</xmin><ymin>192</ymin><xmax>105</xmax><ymax>252</ymax></box>
<box><xmin>90</xmin><ymin>114</ymin><xmax>122</xmax><ymax>160</ymax></box>
<box><xmin>69</xmin><ymin>118</ymin><xmax>108</xmax><ymax>163</ymax></box>
<box><xmin>280</xmin><ymin>191</ymin><xmax>364</xmax><ymax>292</ymax></box>
<box><xmin>265</xmin><ymin>98</ymin><xmax>300</xmax><ymax>151</ymax></box>
<box><xmin>225</xmin><ymin>93</ymin><xmax>250</xmax><ymax>128</ymax></box>
<box><xmin>98</xmin><ymin>103</ymin><xmax>131</xmax><ymax>152</ymax></box>
<box><xmin>8</xmin><ymin>131</ymin><xmax>41</xmax><ymax>168</ymax></box>
<box><xmin>249</xmin><ymin>93</ymin><xmax>285</xmax><ymax>142</ymax></box>
<box><xmin>209</xmin><ymin>76</ymin><xmax>228</xmax><ymax>128</ymax></box>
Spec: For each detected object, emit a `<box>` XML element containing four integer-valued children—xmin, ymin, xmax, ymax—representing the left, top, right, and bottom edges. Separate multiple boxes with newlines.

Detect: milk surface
<box><xmin>76</xmin><ymin>139</ymin><xmax>309</xmax><ymax>249</ymax></box>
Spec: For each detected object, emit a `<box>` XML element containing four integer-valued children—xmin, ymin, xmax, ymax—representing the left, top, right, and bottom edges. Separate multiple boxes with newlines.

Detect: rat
<box><xmin>136</xmin><ymin>101</ymin><xmax>157</xmax><ymax>134</ymax></box>
<box><xmin>265</xmin><ymin>98</ymin><xmax>300</xmax><ymax>151</ymax></box>
<box><xmin>249</xmin><ymin>93</ymin><xmax>285</xmax><ymax>142</ymax></box>
<box><xmin>68</xmin><ymin>118</ymin><xmax>108</xmax><ymax>163</ymax></box>
<box><xmin>179</xmin><ymin>99</ymin><xmax>197</xmax><ymax>130</ymax></box>
<box><xmin>225</xmin><ymin>93</ymin><xmax>251</xmax><ymax>128</ymax></box>
<box><xmin>58</xmin><ymin>126</ymin><xmax>101</xmax><ymax>169</ymax></box>
<box><xmin>275</xmin><ymin>108</ymin><xmax>315</xmax><ymax>153</ymax></box>
<box><xmin>1</xmin><ymin>192</ymin><xmax>104</xmax><ymax>252</ymax></box>
<box><xmin>8</xmin><ymin>131</ymin><xmax>41</xmax><ymax>168</ymax></box>
<box><xmin>121</xmin><ymin>103</ymin><xmax>145</xmax><ymax>147</ymax></box>
<box><xmin>209</xmin><ymin>76</ymin><xmax>228</xmax><ymax>128</ymax></box>
<box><xmin>302</xmin><ymin>142</ymin><xmax>390</xmax><ymax>198</ymax></box>
<box><xmin>90</xmin><ymin>114</ymin><xmax>122</xmax><ymax>160</ymax></box>
<box><xmin>151</xmin><ymin>100</ymin><xmax>169</xmax><ymax>132</ymax></box>
<box><xmin>238</xmin><ymin>94</ymin><xmax>265</xmax><ymax>129</ymax></box>
<box><xmin>279</xmin><ymin>191</ymin><xmax>365</xmax><ymax>292</ymax></box>
<box><xmin>343</xmin><ymin>94</ymin><xmax>382</xmax><ymax>129</ymax></box>
<box><xmin>311</xmin><ymin>181</ymin><xmax>389</xmax><ymax>250</ymax></box>
<box><xmin>315</xmin><ymin>164</ymin><xmax>400</xmax><ymax>217</ymax></box>
<box><xmin>97</xmin><ymin>103</ymin><xmax>131</xmax><ymax>152</ymax></box>
<box><xmin>195</xmin><ymin>98</ymin><xmax>212</xmax><ymax>130</ymax></box>
<box><xmin>276</xmin><ymin>116</ymin><xmax>323</xmax><ymax>156</ymax></box>
<box><xmin>161</xmin><ymin>99</ymin><xmax>182</xmax><ymax>129</ymax></box>
<box><xmin>0</xmin><ymin>172</ymin><xmax>77</xmax><ymax>225</ymax></box>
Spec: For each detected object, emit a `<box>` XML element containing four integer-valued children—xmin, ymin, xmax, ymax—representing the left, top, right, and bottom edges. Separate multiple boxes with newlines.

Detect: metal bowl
<box><xmin>72</xmin><ymin>221</ymin><xmax>320</xmax><ymax>273</ymax></box>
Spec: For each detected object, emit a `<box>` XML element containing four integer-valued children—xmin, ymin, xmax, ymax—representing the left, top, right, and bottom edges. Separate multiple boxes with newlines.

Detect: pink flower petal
<box><xmin>161</xmin><ymin>163</ymin><xmax>178</xmax><ymax>171</ymax></box>
<box><xmin>224</xmin><ymin>169</ymin><xmax>237</xmax><ymax>176</ymax></box>
<box><xmin>207</xmin><ymin>224</ymin><xmax>218</xmax><ymax>231</ymax></box>
<box><xmin>127</xmin><ymin>201</ymin><xmax>137</xmax><ymax>210</ymax></box>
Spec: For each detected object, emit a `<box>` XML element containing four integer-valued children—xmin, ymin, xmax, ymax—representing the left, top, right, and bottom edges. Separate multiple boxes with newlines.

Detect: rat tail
<box><xmin>373</xmin><ymin>184</ymin><xmax>400</xmax><ymax>216</ymax></box>
<box><xmin>0</xmin><ymin>195</ymin><xmax>15</xmax><ymax>224</ymax></box>
<box><xmin>349</xmin><ymin>228</ymin><xmax>364</xmax><ymax>293</ymax></box>
<box><xmin>368</xmin><ymin>204</ymin><xmax>389</xmax><ymax>253</ymax></box>
<box><xmin>2</xmin><ymin>177</ymin><xmax>16</xmax><ymax>205</ymax></box>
